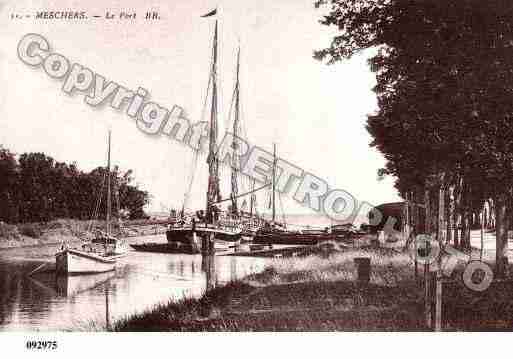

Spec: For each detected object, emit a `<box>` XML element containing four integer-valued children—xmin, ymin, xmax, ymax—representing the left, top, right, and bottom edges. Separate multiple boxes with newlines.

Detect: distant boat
<box><xmin>252</xmin><ymin>145</ymin><xmax>353</xmax><ymax>245</ymax></box>
<box><xmin>56</xmin><ymin>131</ymin><xmax>127</xmax><ymax>275</ymax></box>
<box><xmin>167</xmin><ymin>225</ymin><xmax>241</xmax><ymax>244</ymax></box>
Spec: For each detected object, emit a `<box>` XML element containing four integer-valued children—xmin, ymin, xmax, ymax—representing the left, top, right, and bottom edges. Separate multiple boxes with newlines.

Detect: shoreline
<box><xmin>112</xmin><ymin>243</ymin><xmax>513</xmax><ymax>332</ymax></box>
<box><xmin>0</xmin><ymin>218</ymin><xmax>168</xmax><ymax>250</ymax></box>
<box><xmin>113</xmin><ymin>246</ymin><xmax>427</xmax><ymax>331</ymax></box>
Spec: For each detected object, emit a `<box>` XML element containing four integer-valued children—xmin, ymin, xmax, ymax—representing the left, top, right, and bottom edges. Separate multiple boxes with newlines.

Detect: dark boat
<box><xmin>131</xmin><ymin>235</ymin><xmax>237</xmax><ymax>254</ymax></box>
<box><xmin>130</xmin><ymin>242</ymin><xmax>199</xmax><ymax>254</ymax></box>
<box><xmin>167</xmin><ymin>225</ymin><xmax>242</xmax><ymax>243</ymax></box>
<box><xmin>253</xmin><ymin>227</ymin><xmax>344</xmax><ymax>245</ymax></box>
<box><xmin>250</xmin><ymin>145</ymin><xmax>352</xmax><ymax>246</ymax></box>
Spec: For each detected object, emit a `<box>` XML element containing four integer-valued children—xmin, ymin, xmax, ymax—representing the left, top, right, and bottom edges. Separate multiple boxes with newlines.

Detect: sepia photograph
<box><xmin>1</xmin><ymin>0</ymin><xmax>513</xmax><ymax>354</ymax></box>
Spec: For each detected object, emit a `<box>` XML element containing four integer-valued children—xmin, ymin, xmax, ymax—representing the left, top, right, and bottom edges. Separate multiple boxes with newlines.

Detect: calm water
<box><xmin>0</xmin><ymin>235</ymin><xmax>268</xmax><ymax>331</ymax></box>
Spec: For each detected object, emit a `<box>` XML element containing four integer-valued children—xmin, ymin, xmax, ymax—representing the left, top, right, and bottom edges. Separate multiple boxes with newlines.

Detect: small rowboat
<box><xmin>55</xmin><ymin>249</ymin><xmax>120</xmax><ymax>275</ymax></box>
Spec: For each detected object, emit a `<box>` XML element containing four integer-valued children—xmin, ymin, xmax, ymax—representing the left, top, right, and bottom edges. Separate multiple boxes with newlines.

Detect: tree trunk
<box><xmin>453</xmin><ymin>179</ymin><xmax>463</xmax><ymax>248</ymax></box>
<box><xmin>438</xmin><ymin>187</ymin><xmax>445</xmax><ymax>244</ymax></box>
<box><xmin>446</xmin><ymin>186</ymin><xmax>454</xmax><ymax>245</ymax></box>
<box><xmin>480</xmin><ymin>208</ymin><xmax>484</xmax><ymax>261</ymax></box>
<box><xmin>404</xmin><ymin>192</ymin><xmax>410</xmax><ymax>240</ymax></box>
<box><xmin>461</xmin><ymin>210</ymin><xmax>471</xmax><ymax>250</ymax></box>
<box><xmin>423</xmin><ymin>186</ymin><xmax>432</xmax><ymax>328</ymax></box>
<box><xmin>460</xmin><ymin>189</ymin><xmax>467</xmax><ymax>250</ymax></box>
<box><xmin>424</xmin><ymin>188</ymin><xmax>431</xmax><ymax>234</ymax></box>
<box><xmin>495</xmin><ymin>193</ymin><xmax>509</xmax><ymax>278</ymax></box>
<box><xmin>474</xmin><ymin>211</ymin><xmax>481</xmax><ymax>229</ymax></box>
<box><xmin>454</xmin><ymin>198</ymin><xmax>460</xmax><ymax>248</ymax></box>
<box><xmin>489</xmin><ymin>199</ymin><xmax>495</xmax><ymax>229</ymax></box>
<box><xmin>459</xmin><ymin>182</ymin><xmax>471</xmax><ymax>250</ymax></box>
<box><xmin>430</xmin><ymin>189</ymin><xmax>438</xmax><ymax>236</ymax></box>
<box><xmin>484</xmin><ymin>203</ymin><xmax>489</xmax><ymax>230</ymax></box>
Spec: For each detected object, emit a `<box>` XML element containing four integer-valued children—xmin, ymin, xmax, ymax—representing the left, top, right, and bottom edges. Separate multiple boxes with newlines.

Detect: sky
<box><xmin>0</xmin><ymin>0</ymin><xmax>401</xmax><ymax>217</ymax></box>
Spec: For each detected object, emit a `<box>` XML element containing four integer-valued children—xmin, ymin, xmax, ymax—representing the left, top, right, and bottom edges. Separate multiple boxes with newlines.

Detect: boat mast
<box><xmin>206</xmin><ymin>20</ymin><xmax>220</xmax><ymax>224</ymax></box>
<box><xmin>106</xmin><ymin>130</ymin><xmax>112</xmax><ymax>236</ymax></box>
<box><xmin>113</xmin><ymin>165</ymin><xmax>122</xmax><ymax>230</ymax></box>
<box><xmin>230</xmin><ymin>47</ymin><xmax>241</xmax><ymax>218</ymax></box>
<box><xmin>272</xmin><ymin>143</ymin><xmax>276</xmax><ymax>224</ymax></box>
<box><xmin>250</xmin><ymin>179</ymin><xmax>256</xmax><ymax>217</ymax></box>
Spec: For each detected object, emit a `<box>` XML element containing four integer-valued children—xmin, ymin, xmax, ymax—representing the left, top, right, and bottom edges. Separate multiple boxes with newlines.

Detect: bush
<box><xmin>0</xmin><ymin>221</ymin><xmax>20</xmax><ymax>240</ymax></box>
<box><xmin>19</xmin><ymin>223</ymin><xmax>42</xmax><ymax>238</ymax></box>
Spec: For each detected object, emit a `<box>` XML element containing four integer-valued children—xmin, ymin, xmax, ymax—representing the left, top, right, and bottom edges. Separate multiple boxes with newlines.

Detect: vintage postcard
<box><xmin>1</xmin><ymin>0</ymin><xmax>512</xmax><ymax>354</ymax></box>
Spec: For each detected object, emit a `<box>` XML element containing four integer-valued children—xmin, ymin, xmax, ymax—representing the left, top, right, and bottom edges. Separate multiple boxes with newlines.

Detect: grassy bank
<box><xmin>113</xmin><ymin>242</ymin><xmax>513</xmax><ymax>331</ymax></box>
<box><xmin>0</xmin><ymin>219</ymin><xmax>86</xmax><ymax>249</ymax></box>
<box><xmin>0</xmin><ymin>218</ymin><xmax>168</xmax><ymax>249</ymax></box>
<box><xmin>114</xmin><ymin>246</ymin><xmax>427</xmax><ymax>331</ymax></box>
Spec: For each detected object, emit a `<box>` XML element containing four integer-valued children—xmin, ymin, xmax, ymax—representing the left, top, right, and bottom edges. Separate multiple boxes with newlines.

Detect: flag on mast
<box><xmin>201</xmin><ymin>8</ymin><xmax>217</xmax><ymax>17</ymax></box>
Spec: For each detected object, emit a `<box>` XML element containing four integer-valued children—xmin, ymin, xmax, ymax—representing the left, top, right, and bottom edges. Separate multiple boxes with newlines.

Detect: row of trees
<box><xmin>0</xmin><ymin>146</ymin><xmax>149</xmax><ymax>223</ymax></box>
<box><xmin>316</xmin><ymin>0</ymin><xmax>513</xmax><ymax>276</ymax></box>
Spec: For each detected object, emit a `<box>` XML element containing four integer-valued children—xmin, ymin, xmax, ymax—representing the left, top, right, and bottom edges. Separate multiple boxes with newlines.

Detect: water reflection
<box><xmin>201</xmin><ymin>255</ymin><xmax>216</xmax><ymax>291</ymax></box>
<box><xmin>105</xmin><ymin>286</ymin><xmax>111</xmax><ymax>331</ymax></box>
<box><xmin>0</xmin><ymin>235</ymin><xmax>268</xmax><ymax>331</ymax></box>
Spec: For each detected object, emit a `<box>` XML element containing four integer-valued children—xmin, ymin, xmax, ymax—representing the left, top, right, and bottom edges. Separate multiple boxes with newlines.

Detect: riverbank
<box><xmin>0</xmin><ymin>219</ymin><xmax>168</xmax><ymax>249</ymax></box>
<box><xmin>113</xmin><ymin>246</ymin><xmax>427</xmax><ymax>331</ymax></box>
<box><xmin>113</xmin><ymin>240</ymin><xmax>513</xmax><ymax>331</ymax></box>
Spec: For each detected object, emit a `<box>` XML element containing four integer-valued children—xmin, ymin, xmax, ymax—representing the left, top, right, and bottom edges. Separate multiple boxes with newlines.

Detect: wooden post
<box><xmin>405</xmin><ymin>192</ymin><xmax>410</xmax><ymax>240</ymax></box>
<box><xmin>414</xmin><ymin>233</ymin><xmax>418</xmax><ymax>280</ymax></box>
<box><xmin>354</xmin><ymin>257</ymin><xmax>371</xmax><ymax>284</ymax></box>
<box><xmin>495</xmin><ymin>194</ymin><xmax>509</xmax><ymax>278</ymax></box>
<box><xmin>435</xmin><ymin>186</ymin><xmax>445</xmax><ymax>331</ymax></box>
<box><xmin>424</xmin><ymin>188</ymin><xmax>431</xmax><ymax>329</ymax></box>
<box><xmin>453</xmin><ymin>183</ymin><xmax>460</xmax><ymax>249</ymax></box>
<box><xmin>480</xmin><ymin>208</ymin><xmax>484</xmax><ymax>261</ymax></box>
<box><xmin>435</xmin><ymin>271</ymin><xmax>442</xmax><ymax>331</ymax></box>
<box><xmin>413</xmin><ymin>190</ymin><xmax>420</xmax><ymax>280</ymax></box>
<box><xmin>406</xmin><ymin>192</ymin><xmax>418</xmax><ymax>279</ymax></box>
<box><xmin>438</xmin><ymin>187</ymin><xmax>445</xmax><ymax>244</ymax></box>
<box><xmin>193</xmin><ymin>230</ymin><xmax>198</xmax><ymax>247</ymax></box>
<box><xmin>209</xmin><ymin>232</ymin><xmax>215</xmax><ymax>254</ymax></box>
<box><xmin>105</xmin><ymin>286</ymin><xmax>110</xmax><ymax>331</ymax></box>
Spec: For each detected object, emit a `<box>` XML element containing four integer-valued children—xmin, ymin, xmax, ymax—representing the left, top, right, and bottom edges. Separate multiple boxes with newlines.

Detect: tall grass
<box><xmin>113</xmin><ymin>282</ymin><xmax>254</xmax><ymax>331</ymax></box>
<box><xmin>113</xmin><ymin>247</ymin><xmax>424</xmax><ymax>331</ymax></box>
<box><xmin>247</xmin><ymin>246</ymin><xmax>415</xmax><ymax>287</ymax></box>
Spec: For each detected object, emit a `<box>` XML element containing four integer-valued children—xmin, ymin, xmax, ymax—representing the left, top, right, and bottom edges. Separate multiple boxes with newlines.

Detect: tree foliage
<box><xmin>316</xmin><ymin>0</ymin><xmax>513</xmax><ymax>273</ymax></box>
<box><xmin>0</xmin><ymin>146</ymin><xmax>149</xmax><ymax>223</ymax></box>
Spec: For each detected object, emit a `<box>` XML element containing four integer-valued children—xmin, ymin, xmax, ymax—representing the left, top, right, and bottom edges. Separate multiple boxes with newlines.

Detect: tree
<box><xmin>316</xmin><ymin>0</ymin><xmax>513</xmax><ymax>276</ymax></box>
<box><xmin>0</xmin><ymin>145</ymin><xmax>150</xmax><ymax>223</ymax></box>
<box><xmin>0</xmin><ymin>147</ymin><xmax>19</xmax><ymax>222</ymax></box>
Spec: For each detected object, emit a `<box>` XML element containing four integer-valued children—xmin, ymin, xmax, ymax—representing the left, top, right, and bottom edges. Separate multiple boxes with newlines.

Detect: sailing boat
<box><xmin>164</xmin><ymin>20</ymin><xmax>245</xmax><ymax>250</ymax></box>
<box><xmin>225</xmin><ymin>50</ymin><xmax>268</xmax><ymax>241</ymax></box>
<box><xmin>56</xmin><ymin>131</ymin><xmax>127</xmax><ymax>275</ymax></box>
<box><xmin>252</xmin><ymin>145</ymin><xmax>343</xmax><ymax>245</ymax></box>
<box><xmin>88</xmin><ymin>164</ymin><xmax>129</xmax><ymax>256</ymax></box>
<box><xmin>132</xmin><ymin>20</ymin><xmax>242</xmax><ymax>255</ymax></box>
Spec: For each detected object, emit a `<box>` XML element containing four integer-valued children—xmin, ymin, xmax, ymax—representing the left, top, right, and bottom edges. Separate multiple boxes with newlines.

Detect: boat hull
<box><xmin>166</xmin><ymin>227</ymin><xmax>241</xmax><ymax>243</ymax></box>
<box><xmin>253</xmin><ymin>232</ymin><xmax>346</xmax><ymax>245</ymax></box>
<box><xmin>55</xmin><ymin>249</ymin><xmax>116</xmax><ymax>275</ymax></box>
<box><xmin>130</xmin><ymin>242</ymin><xmax>200</xmax><ymax>254</ymax></box>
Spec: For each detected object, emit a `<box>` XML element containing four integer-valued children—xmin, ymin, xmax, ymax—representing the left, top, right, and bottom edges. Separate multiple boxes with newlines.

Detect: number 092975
<box><xmin>25</xmin><ymin>341</ymin><xmax>58</xmax><ymax>350</ymax></box>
